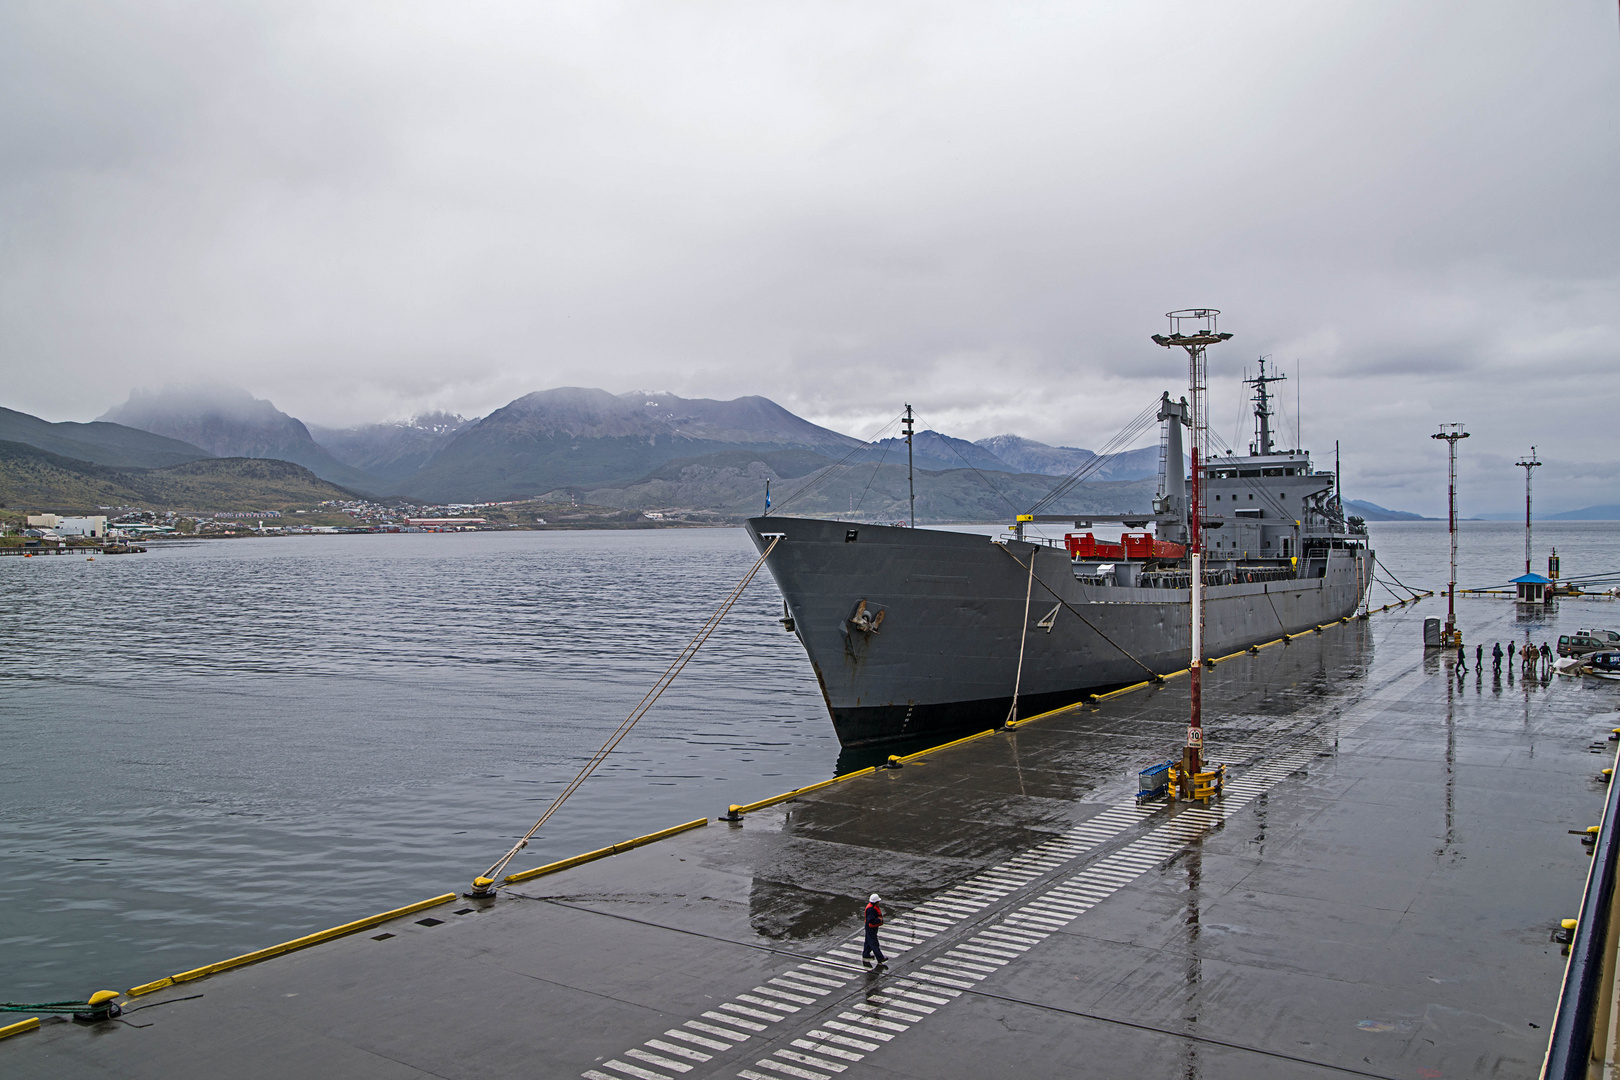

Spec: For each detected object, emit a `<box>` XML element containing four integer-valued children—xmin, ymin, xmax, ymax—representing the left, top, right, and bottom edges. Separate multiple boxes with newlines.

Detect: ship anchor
<box><xmin>847</xmin><ymin>599</ymin><xmax>885</xmax><ymax>636</ymax></box>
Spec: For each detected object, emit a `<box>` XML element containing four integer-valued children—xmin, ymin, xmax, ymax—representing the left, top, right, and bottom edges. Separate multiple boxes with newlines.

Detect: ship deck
<box><xmin>6</xmin><ymin>599</ymin><xmax>1617</xmax><ymax>1079</ymax></box>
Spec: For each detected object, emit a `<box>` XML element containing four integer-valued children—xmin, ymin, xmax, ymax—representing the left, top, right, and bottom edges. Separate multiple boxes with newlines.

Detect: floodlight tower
<box><xmin>1515</xmin><ymin>446</ymin><xmax>1540</xmax><ymax>577</ymax></box>
<box><xmin>1152</xmin><ymin>309</ymin><xmax>1233</xmax><ymax>779</ymax></box>
<box><xmin>1431</xmin><ymin>424</ymin><xmax>1469</xmax><ymax>647</ymax></box>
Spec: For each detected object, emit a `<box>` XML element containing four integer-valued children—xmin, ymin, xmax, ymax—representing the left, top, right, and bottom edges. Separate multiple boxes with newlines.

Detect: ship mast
<box><xmin>903</xmin><ymin>405</ymin><xmax>916</xmax><ymax>528</ymax></box>
<box><xmin>1244</xmin><ymin>356</ymin><xmax>1286</xmax><ymax>456</ymax></box>
<box><xmin>1153</xmin><ymin>309</ymin><xmax>1233</xmax><ymax>779</ymax></box>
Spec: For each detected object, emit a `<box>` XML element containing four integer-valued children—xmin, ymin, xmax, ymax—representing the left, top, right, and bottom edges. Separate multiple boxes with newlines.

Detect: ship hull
<box><xmin>747</xmin><ymin>517</ymin><xmax>1373</xmax><ymax>747</ymax></box>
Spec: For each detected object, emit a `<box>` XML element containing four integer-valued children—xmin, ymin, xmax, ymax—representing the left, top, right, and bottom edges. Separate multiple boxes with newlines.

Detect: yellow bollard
<box><xmin>1190</xmin><ymin>763</ymin><xmax>1227</xmax><ymax>803</ymax></box>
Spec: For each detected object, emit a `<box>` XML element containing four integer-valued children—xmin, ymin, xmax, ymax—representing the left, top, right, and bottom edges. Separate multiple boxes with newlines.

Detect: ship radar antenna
<box><xmin>1151</xmin><ymin>308</ymin><xmax>1233</xmax><ymax>780</ymax></box>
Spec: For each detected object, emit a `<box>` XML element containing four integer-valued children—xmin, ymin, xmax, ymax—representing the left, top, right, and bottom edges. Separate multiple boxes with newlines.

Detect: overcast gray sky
<box><xmin>3</xmin><ymin>1</ymin><xmax>1616</xmax><ymax>514</ymax></box>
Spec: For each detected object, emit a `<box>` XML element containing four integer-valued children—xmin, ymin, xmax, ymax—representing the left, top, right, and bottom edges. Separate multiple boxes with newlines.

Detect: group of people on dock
<box><xmin>1455</xmin><ymin>640</ymin><xmax>1553</xmax><ymax>679</ymax></box>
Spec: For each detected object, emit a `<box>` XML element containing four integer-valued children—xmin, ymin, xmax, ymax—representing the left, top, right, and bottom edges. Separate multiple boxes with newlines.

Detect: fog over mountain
<box><xmin>5</xmin><ymin>2</ymin><xmax>1615</xmax><ymax>515</ymax></box>
<box><xmin>100</xmin><ymin>386</ymin><xmax>382</xmax><ymax>492</ymax></box>
<box><xmin>307</xmin><ymin>413</ymin><xmax>470</xmax><ymax>489</ymax></box>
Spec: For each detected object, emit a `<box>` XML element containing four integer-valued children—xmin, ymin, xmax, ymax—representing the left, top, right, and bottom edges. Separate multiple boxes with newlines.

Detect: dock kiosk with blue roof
<box><xmin>1514</xmin><ymin>572</ymin><xmax>1552</xmax><ymax>603</ymax></box>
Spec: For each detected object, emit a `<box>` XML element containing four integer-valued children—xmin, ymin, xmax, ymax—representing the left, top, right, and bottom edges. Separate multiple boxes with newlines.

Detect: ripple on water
<box><xmin>0</xmin><ymin>529</ymin><xmax>834</xmax><ymax>996</ymax></box>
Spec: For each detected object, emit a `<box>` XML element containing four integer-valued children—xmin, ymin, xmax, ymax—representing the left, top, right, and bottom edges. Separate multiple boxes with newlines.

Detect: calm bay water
<box><xmin>2</xmin><ymin>520</ymin><xmax>1615</xmax><ymax>997</ymax></box>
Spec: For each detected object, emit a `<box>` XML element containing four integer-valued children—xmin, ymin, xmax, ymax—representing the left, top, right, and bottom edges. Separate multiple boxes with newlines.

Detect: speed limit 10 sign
<box><xmin>1186</xmin><ymin>726</ymin><xmax>1203</xmax><ymax>747</ymax></box>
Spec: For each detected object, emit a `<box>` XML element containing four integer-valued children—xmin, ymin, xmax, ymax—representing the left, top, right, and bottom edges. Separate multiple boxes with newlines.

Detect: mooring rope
<box><xmin>1371</xmin><ymin>576</ymin><xmax>1414</xmax><ymax>604</ymax></box>
<box><xmin>1005</xmin><ymin>546</ymin><xmax>1037</xmax><ymax>725</ymax></box>
<box><xmin>1377</xmin><ymin>565</ymin><xmax>1427</xmax><ymax>601</ymax></box>
<box><xmin>1263</xmin><ymin>584</ymin><xmax>1288</xmax><ymax>635</ymax></box>
<box><xmin>1</xmin><ymin>999</ymin><xmax>93</xmax><ymax>1014</ymax></box>
<box><xmin>998</xmin><ymin>544</ymin><xmax>1160</xmax><ymax>682</ymax></box>
<box><xmin>471</xmin><ymin>535</ymin><xmax>782</xmax><ymax>894</ymax></box>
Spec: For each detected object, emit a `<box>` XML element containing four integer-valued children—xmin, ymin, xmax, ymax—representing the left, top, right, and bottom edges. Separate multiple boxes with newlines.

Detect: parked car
<box><xmin>1559</xmin><ymin>633</ymin><xmax>1611</xmax><ymax>658</ymax></box>
<box><xmin>1578</xmin><ymin>628</ymin><xmax>1620</xmax><ymax>645</ymax></box>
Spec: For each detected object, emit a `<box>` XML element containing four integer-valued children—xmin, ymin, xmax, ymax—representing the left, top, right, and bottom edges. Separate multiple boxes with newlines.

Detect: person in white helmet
<box><xmin>863</xmin><ymin>893</ymin><xmax>886</xmax><ymax>966</ymax></box>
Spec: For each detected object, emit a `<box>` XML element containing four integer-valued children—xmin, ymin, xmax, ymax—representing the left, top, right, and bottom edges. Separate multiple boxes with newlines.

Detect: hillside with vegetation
<box><xmin>0</xmin><ymin>441</ymin><xmax>357</xmax><ymax>513</ymax></box>
<box><xmin>0</xmin><ymin>407</ymin><xmax>213</xmax><ymax>469</ymax></box>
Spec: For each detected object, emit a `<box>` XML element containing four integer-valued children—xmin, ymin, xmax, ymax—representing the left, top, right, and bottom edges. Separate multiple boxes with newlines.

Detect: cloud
<box><xmin>1</xmin><ymin>0</ymin><xmax>1616</xmax><ymax>515</ymax></box>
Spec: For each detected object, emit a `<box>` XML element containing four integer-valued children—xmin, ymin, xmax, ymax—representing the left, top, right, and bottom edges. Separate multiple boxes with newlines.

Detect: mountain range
<box><xmin>101</xmin><ymin>387</ymin><xmax>380</xmax><ymax>492</ymax></box>
<box><xmin>3</xmin><ymin>384</ymin><xmax>1437</xmax><ymax>522</ymax></box>
<box><xmin>44</xmin><ymin>384</ymin><xmax>1169</xmax><ymax>518</ymax></box>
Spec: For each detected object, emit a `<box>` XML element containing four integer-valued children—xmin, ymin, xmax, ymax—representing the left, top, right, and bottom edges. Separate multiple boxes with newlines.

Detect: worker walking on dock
<box><xmin>863</xmin><ymin>893</ymin><xmax>887</xmax><ymax>966</ymax></box>
<box><xmin>1457</xmin><ymin>645</ymin><xmax>1468</xmax><ymax>671</ymax></box>
<box><xmin>1492</xmin><ymin>643</ymin><xmax>1503</xmax><ymax>673</ymax></box>
<box><xmin>1475</xmin><ymin>644</ymin><xmax>1483</xmax><ymax>669</ymax></box>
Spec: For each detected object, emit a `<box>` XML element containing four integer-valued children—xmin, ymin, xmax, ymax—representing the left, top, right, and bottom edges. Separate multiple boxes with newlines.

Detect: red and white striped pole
<box><xmin>1153</xmin><ymin>311</ymin><xmax>1232</xmax><ymax>783</ymax></box>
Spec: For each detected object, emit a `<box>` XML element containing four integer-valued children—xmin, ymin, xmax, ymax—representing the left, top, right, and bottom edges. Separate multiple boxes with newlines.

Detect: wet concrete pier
<box><xmin>8</xmin><ymin>600</ymin><xmax>1619</xmax><ymax>1078</ymax></box>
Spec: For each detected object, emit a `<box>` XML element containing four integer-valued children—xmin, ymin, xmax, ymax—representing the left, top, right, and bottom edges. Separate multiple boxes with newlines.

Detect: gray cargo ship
<box><xmin>747</xmin><ymin>357</ymin><xmax>1374</xmax><ymax>747</ymax></box>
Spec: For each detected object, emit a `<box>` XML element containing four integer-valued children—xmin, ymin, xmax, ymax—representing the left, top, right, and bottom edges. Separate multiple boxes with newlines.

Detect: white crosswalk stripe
<box><xmin>583</xmin><ymin>729</ymin><xmax>1341</xmax><ymax>1080</ymax></box>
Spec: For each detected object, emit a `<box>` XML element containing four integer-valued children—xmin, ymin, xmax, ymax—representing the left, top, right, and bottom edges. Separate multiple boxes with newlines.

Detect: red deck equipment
<box><xmin>1065</xmin><ymin>532</ymin><xmax>1185</xmax><ymax>560</ymax></box>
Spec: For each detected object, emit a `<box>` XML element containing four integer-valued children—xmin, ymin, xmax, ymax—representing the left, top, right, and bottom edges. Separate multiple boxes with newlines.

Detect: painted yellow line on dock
<box><xmin>729</xmin><ymin>767</ymin><xmax>879</xmax><ymax>815</ymax></box>
<box><xmin>127</xmin><ymin>892</ymin><xmax>458</xmax><ymax>997</ymax></box>
<box><xmin>1096</xmin><ymin>679</ymin><xmax>1154</xmax><ymax>701</ymax></box>
<box><xmin>897</xmin><ymin>729</ymin><xmax>999</xmax><ymax>762</ymax></box>
<box><xmin>504</xmin><ymin>818</ymin><xmax>709</xmax><ymax>884</ymax></box>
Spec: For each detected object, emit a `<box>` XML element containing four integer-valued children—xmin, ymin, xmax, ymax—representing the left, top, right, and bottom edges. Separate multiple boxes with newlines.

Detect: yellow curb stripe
<box><xmin>730</xmin><ymin>768</ymin><xmax>879</xmax><ymax>815</ymax></box>
<box><xmin>504</xmin><ymin>817</ymin><xmax>708</xmax><ymax>884</ymax></box>
<box><xmin>129</xmin><ymin>892</ymin><xmax>457</xmax><ymax>996</ymax></box>
<box><xmin>897</xmin><ymin>729</ymin><xmax>998</xmax><ymax>763</ymax></box>
<box><xmin>0</xmin><ymin>1017</ymin><xmax>40</xmax><ymax>1040</ymax></box>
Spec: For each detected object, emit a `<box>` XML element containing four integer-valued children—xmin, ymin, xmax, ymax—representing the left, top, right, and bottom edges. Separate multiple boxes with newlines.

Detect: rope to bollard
<box><xmin>468</xmin><ymin>534</ymin><xmax>783</xmax><ymax>897</ymax></box>
<box><xmin>1005</xmin><ymin>544</ymin><xmax>1036</xmax><ymax>725</ymax></box>
<box><xmin>1</xmin><ymin>991</ymin><xmax>122</xmax><ymax>1023</ymax></box>
<box><xmin>997</xmin><ymin>544</ymin><xmax>1161</xmax><ymax>682</ymax></box>
<box><xmin>0</xmin><ymin>1000</ymin><xmax>93</xmax><ymax>1014</ymax></box>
